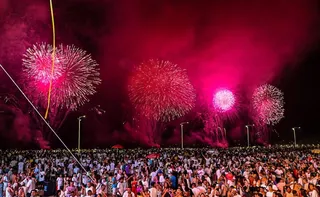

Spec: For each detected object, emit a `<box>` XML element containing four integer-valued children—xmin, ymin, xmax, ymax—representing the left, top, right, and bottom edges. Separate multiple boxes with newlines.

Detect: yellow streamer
<box><xmin>45</xmin><ymin>0</ymin><xmax>56</xmax><ymax>119</ymax></box>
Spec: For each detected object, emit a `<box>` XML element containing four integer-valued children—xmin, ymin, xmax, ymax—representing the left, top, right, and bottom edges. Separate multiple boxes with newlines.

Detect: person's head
<box><xmin>286</xmin><ymin>187</ymin><xmax>292</xmax><ymax>193</ymax></box>
<box><xmin>127</xmin><ymin>188</ymin><xmax>133</xmax><ymax>196</ymax></box>
<box><xmin>207</xmin><ymin>187</ymin><xmax>212</xmax><ymax>194</ymax></box>
<box><xmin>191</xmin><ymin>183</ymin><xmax>196</xmax><ymax>188</ymax></box>
<box><xmin>309</xmin><ymin>183</ymin><xmax>315</xmax><ymax>191</ymax></box>
<box><xmin>302</xmin><ymin>178</ymin><xmax>307</xmax><ymax>184</ymax></box>
<box><xmin>31</xmin><ymin>190</ymin><xmax>37</xmax><ymax>197</ymax></box>
<box><xmin>144</xmin><ymin>190</ymin><xmax>150</xmax><ymax>197</ymax></box>
<box><xmin>300</xmin><ymin>189</ymin><xmax>307</xmax><ymax>196</ymax></box>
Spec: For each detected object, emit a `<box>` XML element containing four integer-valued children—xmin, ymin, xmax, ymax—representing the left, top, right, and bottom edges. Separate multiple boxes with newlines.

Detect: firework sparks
<box><xmin>252</xmin><ymin>84</ymin><xmax>284</xmax><ymax>125</ymax></box>
<box><xmin>22</xmin><ymin>44</ymin><xmax>62</xmax><ymax>84</ymax></box>
<box><xmin>128</xmin><ymin>59</ymin><xmax>196</xmax><ymax>122</ymax></box>
<box><xmin>213</xmin><ymin>89</ymin><xmax>235</xmax><ymax>112</ymax></box>
<box><xmin>22</xmin><ymin>43</ymin><xmax>101</xmax><ymax>110</ymax></box>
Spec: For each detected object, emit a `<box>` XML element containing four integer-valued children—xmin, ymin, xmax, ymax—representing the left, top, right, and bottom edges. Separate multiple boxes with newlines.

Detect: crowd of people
<box><xmin>0</xmin><ymin>145</ymin><xmax>319</xmax><ymax>197</ymax></box>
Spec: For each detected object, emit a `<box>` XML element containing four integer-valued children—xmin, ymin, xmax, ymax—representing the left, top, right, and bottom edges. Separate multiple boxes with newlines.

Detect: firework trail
<box><xmin>252</xmin><ymin>84</ymin><xmax>284</xmax><ymax>125</ymax></box>
<box><xmin>22</xmin><ymin>43</ymin><xmax>102</xmax><ymax>111</ymax></box>
<box><xmin>128</xmin><ymin>59</ymin><xmax>196</xmax><ymax>122</ymax></box>
<box><xmin>197</xmin><ymin>89</ymin><xmax>237</xmax><ymax>147</ymax></box>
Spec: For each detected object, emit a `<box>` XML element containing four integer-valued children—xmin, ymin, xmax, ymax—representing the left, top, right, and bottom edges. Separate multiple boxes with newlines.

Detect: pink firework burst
<box><xmin>22</xmin><ymin>43</ymin><xmax>63</xmax><ymax>85</ymax></box>
<box><xmin>213</xmin><ymin>89</ymin><xmax>235</xmax><ymax>112</ymax></box>
<box><xmin>252</xmin><ymin>84</ymin><xmax>284</xmax><ymax>125</ymax></box>
<box><xmin>128</xmin><ymin>59</ymin><xmax>196</xmax><ymax>122</ymax></box>
<box><xmin>22</xmin><ymin>43</ymin><xmax>101</xmax><ymax>110</ymax></box>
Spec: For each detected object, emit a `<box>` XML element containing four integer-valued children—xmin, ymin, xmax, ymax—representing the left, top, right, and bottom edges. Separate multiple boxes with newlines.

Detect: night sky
<box><xmin>0</xmin><ymin>0</ymin><xmax>320</xmax><ymax>148</ymax></box>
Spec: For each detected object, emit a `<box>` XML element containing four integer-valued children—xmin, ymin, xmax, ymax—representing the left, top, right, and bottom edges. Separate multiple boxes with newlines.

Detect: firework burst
<box><xmin>128</xmin><ymin>59</ymin><xmax>196</xmax><ymax>122</ymax></box>
<box><xmin>213</xmin><ymin>89</ymin><xmax>235</xmax><ymax>112</ymax></box>
<box><xmin>252</xmin><ymin>84</ymin><xmax>284</xmax><ymax>125</ymax></box>
<box><xmin>22</xmin><ymin>43</ymin><xmax>101</xmax><ymax>110</ymax></box>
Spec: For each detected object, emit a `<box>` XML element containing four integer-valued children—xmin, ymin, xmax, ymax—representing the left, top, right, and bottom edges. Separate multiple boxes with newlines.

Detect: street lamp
<box><xmin>180</xmin><ymin>122</ymin><xmax>189</xmax><ymax>149</ymax></box>
<box><xmin>292</xmin><ymin>127</ymin><xmax>301</xmax><ymax>147</ymax></box>
<box><xmin>77</xmin><ymin>115</ymin><xmax>86</xmax><ymax>153</ymax></box>
<box><xmin>245</xmin><ymin>124</ymin><xmax>254</xmax><ymax>147</ymax></box>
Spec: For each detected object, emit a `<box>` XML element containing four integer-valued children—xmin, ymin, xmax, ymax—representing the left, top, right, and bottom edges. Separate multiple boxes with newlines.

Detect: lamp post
<box><xmin>77</xmin><ymin>115</ymin><xmax>86</xmax><ymax>153</ymax></box>
<box><xmin>292</xmin><ymin>127</ymin><xmax>300</xmax><ymax>147</ymax></box>
<box><xmin>180</xmin><ymin>122</ymin><xmax>189</xmax><ymax>149</ymax></box>
<box><xmin>245</xmin><ymin>124</ymin><xmax>254</xmax><ymax>147</ymax></box>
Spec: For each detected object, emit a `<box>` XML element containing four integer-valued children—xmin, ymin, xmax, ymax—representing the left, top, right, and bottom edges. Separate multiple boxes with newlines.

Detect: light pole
<box><xmin>180</xmin><ymin>122</ymin><xmax>189</xmax><ymax>149</ymax></box>
<box><xmin>292</xmin><ymin>127</ymin><xmax>300</xmax><ymax>147</ymax></box>
<box><xmin>78</xmin><ymin>115</ymin><xmax>86</xmax><ymax>153</ymax></box>
<box><xmin>245</xmin><ymin>124</ymin><xmax>254</xmax><ymax>147</ymax></box>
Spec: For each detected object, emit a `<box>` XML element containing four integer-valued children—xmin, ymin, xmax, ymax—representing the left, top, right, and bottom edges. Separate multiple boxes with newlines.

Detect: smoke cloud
<box><xmin>102</xmin><ymin>0</ymin><xmax>319</xmax><ymax>88</ymax></box>
<box><xmin>0</xmin><ymin>103</ymin><xmax>34</xmax><ymax>148</ymax></box>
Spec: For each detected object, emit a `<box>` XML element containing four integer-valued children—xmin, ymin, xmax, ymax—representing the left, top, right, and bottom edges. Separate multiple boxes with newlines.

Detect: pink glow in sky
<box><xmin>213</xmin><ymin>89</ymin><xmax>235</xmax><ymax>112</ymax></box>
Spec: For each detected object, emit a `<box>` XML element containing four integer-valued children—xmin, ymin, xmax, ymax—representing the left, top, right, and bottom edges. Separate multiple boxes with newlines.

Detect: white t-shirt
<box><xmin>82</xmin><ymin>176</ymin><xmax>88</xmax><ymax>185</ymax></box>
<box><xmin>18</xmin><ymin>162</ymin><xmax>24</xmax><ymax>170</ymax></box>
<box><xmin>57</xmin><ymin>177</ymin><xmax>64</xmax><ymax>188</ymax></box>
<box><xmin>72</xmin><ymin>176</ymin><xmax>78</xmax><ymax>185</ymax></box>
<box><xmin>150</xmin><ymin>171</ymin><xmax>157</xmax><ymax>181</ymax></box>
<box><xmin>117</xmin><ymin>182</ymin><xmax>125</xmax><ymax>195</ymax></box>
<box><xmin>205</xmin><ymin>158</ymin><xmax>211</xmax><ymax>166</ymax></box>
<box><xmin>123</xmin><ymin>191</ymin><xmax>135</xmax><ymax>197</ymax></box>
<box><xmin>149</xmin><ymin>188</ymin><xmax>157</xmax><ymax>197</ymax></box>
<box><xmin>216</xmin><ymin>169</ymin><xmax>221</xmax><ymax>179</ymax></box>
<box><xmin>266</xmin><ymin>191</ymin><xmax>274</xmax><ymax>197</ymax></box>
<box><xmin>192</xmin><ymin>188</ymin><xmax>200</xmax><ymax>197</ymax></box>
<box><xmin>26</xmin><ymin>179</ymin><xmax>35</xmax><ymax>193</ymax></box>
<box><xmin>159</xmin><ymin>175</ymin><xmax>165</xmax><ymax>183</ymax></box>
<box><xmin>142</xmin><ymin>180</ymin><xmax>148</xmax><ymax>189</ymax></box>
<box><xmin>309</xmin><ymin>190</ymin><xmax>319</xmax><ymax>197</ymax></box>
<box><xmin>275</xmin><ymin>169</ymin><xmax>283</xmax><ymax>178</ymax></box>
<box><xmin>39</xmin><ymin>171</ymin><xmax>46</xmax><ymax>182</ymax></box>
<box><xmin>6</xmin><ymin>187</ymin><xmax>13</xmax><ymax>197</ymax></box>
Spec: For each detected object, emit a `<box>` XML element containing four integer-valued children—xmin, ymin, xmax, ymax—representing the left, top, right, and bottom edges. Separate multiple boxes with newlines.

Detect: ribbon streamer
<box><xmin>44</xmin><ymin>0</ymin><xmax>56</xmax><ymax>119</ymax></box>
